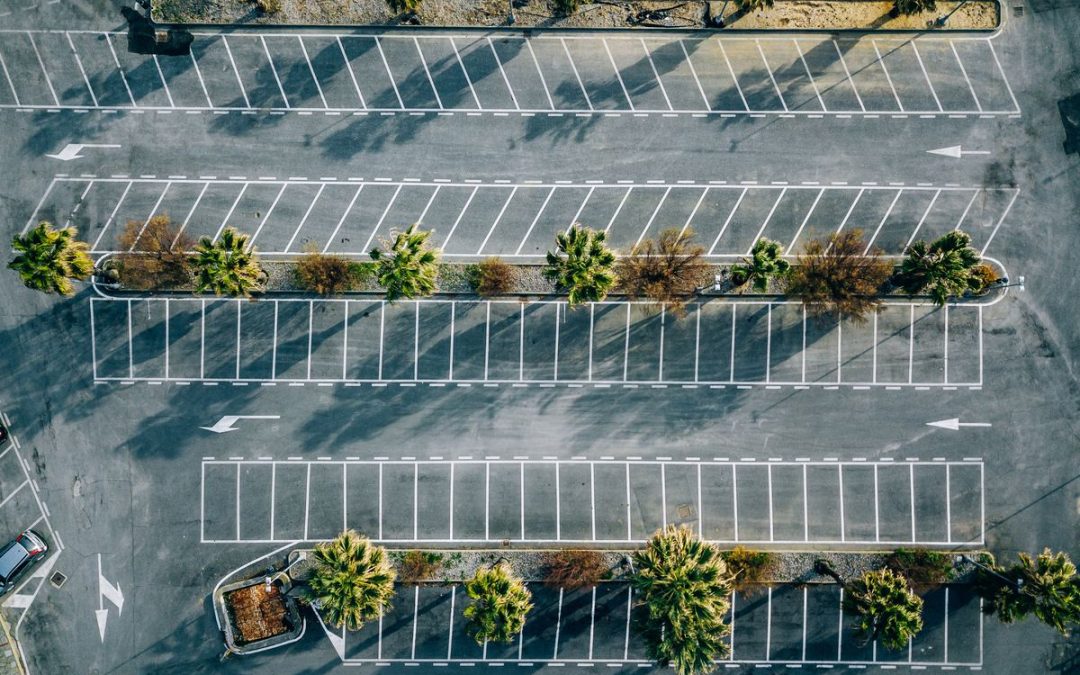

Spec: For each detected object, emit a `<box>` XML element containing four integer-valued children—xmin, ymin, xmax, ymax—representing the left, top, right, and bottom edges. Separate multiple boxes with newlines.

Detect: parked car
<box><xmin>0</xmin><ymin>531</ymin><xmax>48</xmax><ymax>596</ymax></box>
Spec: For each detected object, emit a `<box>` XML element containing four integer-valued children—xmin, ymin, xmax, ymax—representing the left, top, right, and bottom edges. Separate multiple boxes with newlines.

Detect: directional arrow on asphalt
<box><xmin>927</xmin><ymin>145</ymin><xmax>991</xmax><ymax>159</ymax></box>
<box><xmin>46</xmin><ymin>143</ymin><xmax>121</xmax><ymax>161</ymax></box>
<box><xmin>200</xmin><ymin>415</ymin><xmax>281</xmax><ymax>434</ymax></box>
<box><xmin>97</xmin><ymin>554</ymin><xmax>124</xmax><ymax>642</ymax></box>
<box><xmin>926</xmin><ymin>418</ymin><xmax>992</xmax><ymax>431</ymax></box>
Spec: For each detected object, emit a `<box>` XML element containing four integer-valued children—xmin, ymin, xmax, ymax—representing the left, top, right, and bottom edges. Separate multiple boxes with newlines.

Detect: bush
<box><xmin>784</xmin><ymin>229</ymin><xmax>892</xmax><ymax>323</ymax></box>
<box><xmin>255</xmin><ymin>0</ymin><xmax>281</xmax><ymax>14</ymax></box>
<box><xmin>295</xmin><ymin>247</ymin><xmax>369</xmax><ymax>296</ymax></box>
<box><xmin>893</xmin><ymin>0</ymin><xmax>936</xmax><ymax>15</ymax></box>
<box><xmin>470</xmin><ymin>257</ymin><xmax>514</xmax><ymax>297</ymax></box>
<box><xmin>721</xmin><ymin>547</ymin><xmax>775</xmax><ymax>590</ymax></box>
<box><xmin>542</xmin><ymin>550</ymin><xmax>608</xmax><ymax>590</ymax></box>
<box><xmin>969</xmin><ymin>263</ymin><xmax>999</xmax><ymax>293</ymax></box>
<box><xmin>399</xmin><ymin>551</ymin><xmax>443</xmax><ymax>585</ymax></box>
<box><xmin>388</xmin><ymin>0</ymin><xmax>421</xmax><ymax>14</ymax></box>
<box><xmin>554</xmin><ymin>0</ymin><xmax>579</xmax><ymax>16</ymax></box>
<box><xmin>115</xmin><ymin>215</ymin><xmax>192</xmax><ymax>290</ymax></box>
<box><xmin>885</xmin><ymin>548</ymin><xmax>954</xmax><ymax>587</ymax></box>
<box><xmin>616</xmin><ymin>228</ymin><xmax>712</xmax><ymax>317</ymax></box>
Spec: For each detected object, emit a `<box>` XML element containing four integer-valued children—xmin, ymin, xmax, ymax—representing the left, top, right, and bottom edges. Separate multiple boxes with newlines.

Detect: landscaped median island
<box><xmin>153</xmin><ymin>0</ymin><xmax>998</xmax><ymax>30</ymax></box>
<box><xmin>61</xmin><ymin>216</ymin><xmax>1010</xmax><ymax>324</ymax></box>
<box><xmin>212</xmin><ymin>528</ymin><xmax>1080</xmax><ymax>671</ymax></box>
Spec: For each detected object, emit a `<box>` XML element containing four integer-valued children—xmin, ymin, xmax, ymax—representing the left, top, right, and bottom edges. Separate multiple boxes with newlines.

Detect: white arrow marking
<box><xmin>311</xmin><ymin>604</ymin><xmax>344</xmax><ymax>659</ymax></box>
<box><xmin>96</xmin><ymin>553</ymin><xmax>124</xmax><ymax>642</ymax></box>
<box><xmin>95</xmin><ymin>609</ymin><xmax>108</xmax><ymax>642</ymax></box>
<box><xmin>200</xmin><ymin>415</ymin><xmax>281</xmax><ymax>434</ymax></box>
<box><xmin>46</xmin><ymin>143</ymin><xmax>121</xmax><ymax>161</ymax></box>
<box><xmin>927</xmin><ymin>145</ymin><xmax>991</xmax><ymax>159</ymax></box>
<box><xmin>926</xmin><ymin>418</ymin><xmax>992</xmax><ymax>431</ymax></box>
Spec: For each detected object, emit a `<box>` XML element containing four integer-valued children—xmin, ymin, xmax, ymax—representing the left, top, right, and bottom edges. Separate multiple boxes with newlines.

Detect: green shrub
<box><xmin>399</xmin><ymin>551</ymin><xmax>443</xmax><ymax>585</ymax></box>
<box><xmin>721</xmin><ymin>546</ymin><xmax>776</xmax><ymax>590</ymax></box>
<box><xmin>885</xmin><ymin>548</ymin><xmax>954</xmax><ymax>587</ymax></box>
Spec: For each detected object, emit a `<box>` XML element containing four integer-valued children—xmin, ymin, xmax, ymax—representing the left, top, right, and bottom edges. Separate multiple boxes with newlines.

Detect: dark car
<box><xmin>0</xmin><ymin>531</ymin><xmax>47</xmax><ymax>596</ymax></box>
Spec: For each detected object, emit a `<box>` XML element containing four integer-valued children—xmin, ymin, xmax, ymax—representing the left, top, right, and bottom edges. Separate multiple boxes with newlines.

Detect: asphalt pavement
<box><xmin>0</xmin><ymin>0</ymin><xmax>1077</xmax><ymax>674</ymax></box>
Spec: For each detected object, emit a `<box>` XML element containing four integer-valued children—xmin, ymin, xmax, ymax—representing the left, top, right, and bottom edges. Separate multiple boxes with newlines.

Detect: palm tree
<box><xmin>544</xmin><ymin>224</ymin><xmax>617</xmax><ymax>307</ymax></box>
<box><xmin>843</xmin><ymin>569</ymin><xmax>924</xmax><ymax>651</ymax></box>
<box><xmin>463</xmin><ymin>562</ymin><xmax>533</xmax><ymax>645</ymax></box>
<box><xmin>307</xmin><ymin>530</ymin><xmax>396</xmax><ymax>631</ymax></box>
<box><xmin>895</xmin><ymin>230</ymin><xmax>982</xmax><ymax>306</ymax></box>
<box><xmin>976</xmin><ymin>549</ymin><xmax>1080</xmax><ymax>636</ymax></box>
<box><xmin>8</xmin><ymin>222</ymin><xmax>93</xmax><ymax>296</ymax></box>
<box><xmin>731</xmin><ymin>238</ymin><xmax>790</xmax><ymax>292</ymax></box>
<box><xmin>892</xmin><ymin>0</ymin><xmax>936</xmax><ymax>15</ymax></box>
<box><xmin>192</xmin><ymin>228</ymin><xmax>263</xmax><ymax>297</ymax></box>
<box><xmin>631</xmin><ymin>525</ymin><xmax>733</xmax><ymax>675</ymax></box>
<box><xmin>369</xmin><ymin>224</ymin><xmax>440</xmax><ymax>302</ymax></box>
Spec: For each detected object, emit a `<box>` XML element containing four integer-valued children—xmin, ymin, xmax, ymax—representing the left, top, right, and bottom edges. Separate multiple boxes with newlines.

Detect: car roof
<box><xmin>0</xmin><ymin>541</ymin><xmax>28</xmax><ymax>581</ymax></box>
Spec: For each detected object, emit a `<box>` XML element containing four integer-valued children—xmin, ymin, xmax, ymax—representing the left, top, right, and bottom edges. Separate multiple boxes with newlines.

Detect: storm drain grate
<box><xmin>49</xmin><ymin>572</ymin><xmax>67</xmax><ymax>589</ymax></box>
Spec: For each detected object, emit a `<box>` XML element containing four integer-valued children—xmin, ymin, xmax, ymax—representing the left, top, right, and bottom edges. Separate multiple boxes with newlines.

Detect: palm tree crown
<box><xmin>369</xmin><ymin>224</ymin><xmax>440</xmax><ymax>302</ymax></box>
<box><xmin>9</xmin><ymin>222</ymin><xmax>93</xmax><ymax>296</ymax></box>
<box><xmin>893</xmin><ymin>0</ymin><xmax>936</xmax><ymax>15</ymax></box>
<box><xmin>192</xmin><ymin>227</ymin><xmax>263</xmax><ymax>297</ymax></box>
<box><xmin>632</xmin><ymin>525</ymin><xmax>734</xmax><ymax>675</ymax></box>
<box><xmin>307</xmin><ymin>530</ymin><xmax>396</xmax><ymax>631</ymax></box>
<box><xmin>896</xmin><ymin>230</ymin><xmax>981</xmax><ymax>305</ymax></box>
<box><xmin>843</xmin><ymin>568</ymin><xmax>924</xmax><ymax>651</ymax></box>
<box><xmin>977</xmin><ymin>549</ymin><xmax>1080</xmax><ymax>636</ymax></box>
<box><xmin>544</xmin><ymin>224</ymin><xmax>617</xmax><ymax>306</ymax></box>
<box><xmin>463</xmin><ymin>562</ymin><xmax>533</xmax><ymax>645</ymax></box>
<box><xmin>732</xmin><ymin>238</ymin><xmax>790</xmax><ymax>292</ymax></box>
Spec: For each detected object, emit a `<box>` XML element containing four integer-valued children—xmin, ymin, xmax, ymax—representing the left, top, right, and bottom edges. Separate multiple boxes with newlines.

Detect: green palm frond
<box><xmin>463</xmin><ymin>562</ymin><xmax>533</xmax><ymax>645</ymax></box>
<box><xmin>370</xmin><ymin>224</ymin><xmax>440</xmax><ymax>302</ymax></box>
<box><xmin>978</xmin><ymin>549</ymin><xmax>1080</xmax><ymax>635</ymax></box>
<box><xmin>731</xmin><ymin>238</ymin><xmax>790</xmax><ymax>293</ymax></box>
<box><xmin>544</xmin><ymin>224</ymin><xmax>617</xmax><ymax>306</ymax></box>
<box><xmin>8</xmin><ymin>222</ymin><xmax>93</xmax><ymax>296</ymax></box>
<box><xmin>192</xmin><ymin>227</ymin><xmax>263</xmax><ymax>297</ymax></box>
<box><xmin>896</xmin><ymin>230</ymin><xmax>981</xmax><ymax>306</ymax></box>
<box><xmin>843</xmin><ymin>569</ymin><xmax>924</xmax><ymax>651</ymax></box>
<box><xmin>631</xmin><ymin>525</ymin><xmax>734</xmax><ymax>675</ymax></box>
<box><xmin>307</xmin><ymin>530</ymin><xmax>396</xmax><ymax>631</ymax></box>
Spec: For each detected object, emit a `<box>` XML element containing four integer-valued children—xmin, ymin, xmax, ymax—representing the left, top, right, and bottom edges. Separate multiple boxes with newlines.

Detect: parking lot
<box><xmin>0</xmin><ymin>30</ymin><xmax>1019</xmax><ymax>116</ymax></box>
<box><xmin>0</xmin><ymin>410</ymin><xmax>61</xmax><ymax>622</ymax></box>
<box><xmin>29</xmin><ymin>176</ymin><xmax>1020</xmax><ymax>259</ymax></box>
<box><xmin>315</xmin><ymin>581</ymin><xmax>983</xmax><ymax>667</ymax></box>
<box><xmin>200</xmin><ymin>458</ymin><xmax>984</xmax><ymax>547</ymax></box>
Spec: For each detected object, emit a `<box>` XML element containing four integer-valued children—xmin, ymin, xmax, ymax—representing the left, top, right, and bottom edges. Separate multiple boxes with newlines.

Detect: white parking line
<box><xmin>641</xmin><ymin>39</ymin><xmax>673</xmax><ymax>111</ymax></box>
<box><xmin>337</xmin><ymin>36</ymin><xmax>367</xmax><ymax>108</ymax></box>
<box><xmin>910</xmin><ymin>42</ymin><xmax>943</xmax><ymax>112</ymax></box>
<box><xmin>260</xmin><ymin>36</ymin><xmax>290</xmax><ymax>108</ymax></box>
<box><xmin>756</xmin><ymin>41</ymin><xmax>788</xmax><ymax>112</ymax></box>
<box><xmin>717</xmin><ymin>40</ymin><xmax>749</xmax><ymax>111</ymax></box>
<box><xmin>487</xmin><ymin>37</ymin><xmax>520</xmax><ymax>111</ymax></box>
<box><xmin>0</xmin><ymin>48</ymin><xmax>20</xmax><ymax>107</ymax></box>
<box><xmin>299</xmin><ymin>36</ymin><xmax>329</xmax><ymax>109</ymax></box>
<box><xmin>221</xmin><ymin>36</ymin><xmax>251</xmax><ymax>109</ymax></box>
<box><xmin>152</xmin><ymin>55</ymin><xmax>175</xmax><ymax>108</ymax></box>
<box><xmin>415</xmin><ymin>37</ymin><xmax>443</xmax><ymax>110</ymax></box>
<box><xmin>560</xmin><ymin>38</ymin><xmax>593</xmax><ymax>111</ymax></box>
<box><xmin>65</xmin><ymin>33</ymin><xmax>97</xmax><ymax>108</ymax></box>
<box><xmin>871</xmin><ymin>40</ymin><xmax>904</xmax><ymax>111</ymax></box>
<box><xmin>26</xmin><ymin>31</ymin><xmax>58</xmax><ymax>106</ymax></box>
<box><xmin>375</xmin><ymin>37</ymin><xmax>405</xmax><ymax>109</ymax></box>
<box><xmin>319</xmin><ymin>184</ymin><xmax>359</xmax><ymax>253</ymax></box>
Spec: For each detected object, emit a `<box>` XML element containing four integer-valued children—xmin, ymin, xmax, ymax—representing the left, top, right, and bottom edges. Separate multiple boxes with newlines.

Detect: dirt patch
<box><xmin>224</xmin><ymin>583</ymin><xmax>290</xmax><ymax>644</ymax></box>
<box><xmin>716</xmin><ymin>0</ymin><xmax>998</xmax><ymax>30</ymax></box>
<box><xmin>154</xmin><ymin>0</ymin><xmax>997</xmax><ymax>29</ymax></box>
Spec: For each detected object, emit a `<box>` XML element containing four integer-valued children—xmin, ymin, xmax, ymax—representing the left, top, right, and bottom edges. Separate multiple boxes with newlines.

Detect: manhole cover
<box><xmin>49</xmin><ymin>572</ymin><xmax>67</xmax><ymax>589</ymax></box>
<box><xmin>1013</xmin><ymin>5</ymin><xmax>1024</xmax><ymax>15</ymax></box>
<box><xmin>676</xmin><ymin>503</ymin><xmax>696</xmax><ymax>520</ymax></box>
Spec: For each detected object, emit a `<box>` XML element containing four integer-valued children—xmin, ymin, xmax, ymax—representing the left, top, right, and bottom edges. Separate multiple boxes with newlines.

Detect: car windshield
<box><xmin>0</xmin><ymin>544</ymin><xmax>27</xmax><ymax>583</ymax></box>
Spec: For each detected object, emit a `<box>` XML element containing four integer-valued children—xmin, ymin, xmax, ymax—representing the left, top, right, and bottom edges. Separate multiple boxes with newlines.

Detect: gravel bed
<box><xmin>283</xmin><ymin>547</ymin><xmax>979</xmax><ymax>585</ymax></box>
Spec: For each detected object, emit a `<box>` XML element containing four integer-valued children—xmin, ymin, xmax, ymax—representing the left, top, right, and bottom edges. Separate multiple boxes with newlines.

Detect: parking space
<box><xmin>28</xmin><ymin>176</ymin><xmax>1020</xmax><ymax>260</ymax></box>
<box><xmin>91</xmin><ymin>297</ymin><xmax>988</xmax><ymax>388</ymax></box>
<box><xmin>0</xmin><ymin>30</ymin><xmax>1019</xmax><ymax>115</ymax></box>
<box><xmin>312</xmin><ymin>580</ymin><xmax>982</xmax><ymax>667</ymax></box>
<box><xmin>200</xmin><ymin>458</ymin><xmax>984</xmax><ymax>546</ymax></box>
